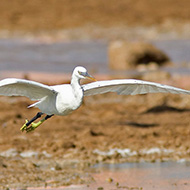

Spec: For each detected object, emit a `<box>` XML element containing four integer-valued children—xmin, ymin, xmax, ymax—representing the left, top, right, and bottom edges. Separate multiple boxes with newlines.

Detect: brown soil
<box><xmin>0</xmin><ymin>0</ymin><xmax>190</xmax><ymax>34</ymax></box>
<box><xmin>0</xmin><ymin>74</ymin><xmax>190</xmax><ymax>188</ymax></box>
<box><xmin>0</xmin><ymin>0</ymin><xmax>190</xmax><ymax>188</ymax></box>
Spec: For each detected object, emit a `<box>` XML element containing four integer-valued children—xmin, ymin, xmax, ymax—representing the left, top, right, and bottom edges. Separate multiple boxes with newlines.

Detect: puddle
<box><xmin>77</xmin><ymin>162</ymin><xmax>190</xmax><ymax>190</ymax></box>
<box><xmin>89</xmin><ymin>162</ymin><xmax>190</xmax><ymax>190</ymax></box>
<box><xmin>26</xmin><ymin>162</ymin><xmax>190</xmax><ymax>190</ymax></box>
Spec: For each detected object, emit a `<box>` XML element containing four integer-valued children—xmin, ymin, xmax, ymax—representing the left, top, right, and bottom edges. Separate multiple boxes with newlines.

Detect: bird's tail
<box><xmin>27</xmin><ymin>96</ymin><xmax>47</xmax><ymax>108</ymax></box>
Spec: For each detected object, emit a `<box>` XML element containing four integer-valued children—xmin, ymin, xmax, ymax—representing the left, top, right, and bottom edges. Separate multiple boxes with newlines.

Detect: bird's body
<box><xmin>0</xmin><ymin>66</ymin><xmax>189</xmax><ymax>132</ymax></box>
<box><xmin>30</xmin><ymin>67</ymin><xmax>84</xmax><ymax>116</ymax></box>
<box><xmin>49</xmin><ymin>84</ymin><xmax>83</xmax><ymax>116</ymax></box>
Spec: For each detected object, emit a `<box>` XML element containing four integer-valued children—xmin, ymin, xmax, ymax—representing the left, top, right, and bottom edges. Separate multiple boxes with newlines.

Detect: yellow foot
<box><xmin>20</xmin><ymin>120</ymin><xmax>29</xmax><ymax>132</ymax></box>
<box><xmin>25</xmin><ymin>119</ymin><xmax>45</xmax><ymax>133</ymax></box>
<box><xmin>25</xmin><ymin>123</ymin><xmax>38</xmax><ymax>133</ymax></box>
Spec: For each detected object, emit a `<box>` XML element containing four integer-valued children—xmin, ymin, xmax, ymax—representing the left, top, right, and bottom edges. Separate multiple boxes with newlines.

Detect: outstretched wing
<box><xmin>0</xmin><ymin>78</ymin><xmax>56</xmax><ymax>101</ymax></box>
<box><xmin>82</xmin><ymin>79</ymin><xmax>190</xmax><ymax>96</ymax></box>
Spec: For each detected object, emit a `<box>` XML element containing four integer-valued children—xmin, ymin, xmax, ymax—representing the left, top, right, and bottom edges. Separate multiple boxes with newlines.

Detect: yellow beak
<box><xmin>86</xmin><ymin>74</ymin><xmax>97</xmax><ymax>81</ymax></box>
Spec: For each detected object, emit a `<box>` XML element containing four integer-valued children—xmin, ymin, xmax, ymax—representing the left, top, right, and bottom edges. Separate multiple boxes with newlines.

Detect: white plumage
<box><xmin>82</xmin><ymin>79</ymin><xmax>190</xmax><ymax>96</ymax></box>
<box><xmin>0</xmin><ymin>66</ymin><xmax>189</xmax><ymax>132</ymax></box>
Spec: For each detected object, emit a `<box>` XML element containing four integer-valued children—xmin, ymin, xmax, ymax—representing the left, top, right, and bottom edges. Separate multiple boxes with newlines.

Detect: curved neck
<box><xmin>71</xmin><ymin>75</ymin><xmax>82</xmax><ymax>97</ymax></box>
<box><xmin>71</xmin><ymin>74</ymin><xmax>80</xmax><ymax>87</ymax></box>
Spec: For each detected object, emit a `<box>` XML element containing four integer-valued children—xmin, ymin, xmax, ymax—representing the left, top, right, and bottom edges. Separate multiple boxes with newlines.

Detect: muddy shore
<box><xmin>0</xmin><ymin>74</ymin><xmax>190</xmax><ymax>188</ymax></box>
<box><xmin>0</xmin><ymin>0</ymin><xmax>190</xmax><ymax>189</ymax></box>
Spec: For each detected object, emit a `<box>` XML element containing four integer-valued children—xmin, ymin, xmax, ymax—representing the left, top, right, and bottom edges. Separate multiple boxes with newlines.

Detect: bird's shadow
<box><xmin>123</xmin><ymin>121</ymin><xmax>159</xmax><ymax>128</ymax></box>
<box><xmin>143</xmin><ymin>104</ymin><xmax>190</xmax><ymax>114</ymax></box>
<box><xmin>119</xmin><ymin>104</ymin><xmax>190</xmax><ymax>128</ymax></box>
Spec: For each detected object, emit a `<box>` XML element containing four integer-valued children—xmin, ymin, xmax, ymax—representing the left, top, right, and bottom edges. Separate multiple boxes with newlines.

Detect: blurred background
<box><xmin>1</xmin><ymin>1</ymin><xmax>190</xmax><ymax>189</ymax></box>
<box><xmin>0</xmin><ymin>0</ymin><xmax>190</xmax><ymax>79</ymax></box>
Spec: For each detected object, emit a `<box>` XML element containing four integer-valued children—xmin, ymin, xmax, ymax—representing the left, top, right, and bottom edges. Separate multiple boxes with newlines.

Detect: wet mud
<box><xmin>0</xmin><ymin>75</ymin><xmax>190</xmax><ymax>189</ymax></box>
<box><xmin>0</xmin><ymin>0</ymin><xmax>190</xmax><ymax>189</ymax></box>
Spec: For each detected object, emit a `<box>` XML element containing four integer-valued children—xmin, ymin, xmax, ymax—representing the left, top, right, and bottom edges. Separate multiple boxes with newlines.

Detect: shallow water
<box><xmin>153</xmin><ymin>39</ymin><xmax>190</xmax><ymax>74</ymax></box>
<box><xmin>0</xmin><ymin>39</ymin><xmax>190</xmax><ymax>76</ymax></box>
<box><xmin>28</xmin><ymin>162</ymin><xmax>190</xmax><ymax>190</ymax></box>
<box><xmin>89</xmin><ymin>162</ymin><xmax>190</xmax><ymax>190</ymax></box>
<box><xmin>0</xmin><ymin>39</ymin><xmax>108</xmax><ymax>74</ymax></box>
<box><xmin>152</xmin><ymin>39</ymin><xmax>190</xmax><ymax>63</ymax></box>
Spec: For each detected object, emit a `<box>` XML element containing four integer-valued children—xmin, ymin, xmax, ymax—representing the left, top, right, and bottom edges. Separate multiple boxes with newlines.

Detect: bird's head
<box><xmin>73</xmin><ymin>66</ymin><xmax>97</xmax><ymax>81</ymax></box>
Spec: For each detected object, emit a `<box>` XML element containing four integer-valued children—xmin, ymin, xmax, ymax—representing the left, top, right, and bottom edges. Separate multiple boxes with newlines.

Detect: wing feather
<box><xmin>0</xmin><ymin>78</ymin><xmax>56</xmax><ymax>100</ymax></box>
<box><xmin>82</xmin><ymin>79</ymin><xmax>190</xmax><ymax>96</ymax></box>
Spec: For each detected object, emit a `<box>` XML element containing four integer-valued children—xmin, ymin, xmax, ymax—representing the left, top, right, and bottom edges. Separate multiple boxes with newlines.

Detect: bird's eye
<box><xmin>78</xmin><ymin>71</ymin><xmax>86</xmax><ymax>76</ymax></box>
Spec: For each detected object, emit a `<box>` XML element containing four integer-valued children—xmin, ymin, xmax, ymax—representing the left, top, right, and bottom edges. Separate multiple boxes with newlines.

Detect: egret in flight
<box><xmin>0</xmin><ymin>66</ymin><xmax>189</xmax><ymax>132</ymax></box>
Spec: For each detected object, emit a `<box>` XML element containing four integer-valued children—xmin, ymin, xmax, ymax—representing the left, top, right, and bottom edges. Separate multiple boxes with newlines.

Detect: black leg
<box><xmin>26</xmin><ymin>112</ymin><xmax>44</xmax><ymax>126</ymax></box>
<box><xmin>21</xmin><ymin>113</ymin><xmax>54</xmax><ymax>132</ymax></box>
<box><xmin>45</xmin><ymin>114</ymin><xmax>54</xmax><ymax>120</ymax></box>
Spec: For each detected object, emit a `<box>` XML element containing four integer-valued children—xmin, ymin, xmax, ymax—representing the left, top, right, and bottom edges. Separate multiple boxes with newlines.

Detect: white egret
<box><xmin>0</xmin><ymin>66</ymin><xmax>189</xmax><ymax>132</ymax></box>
